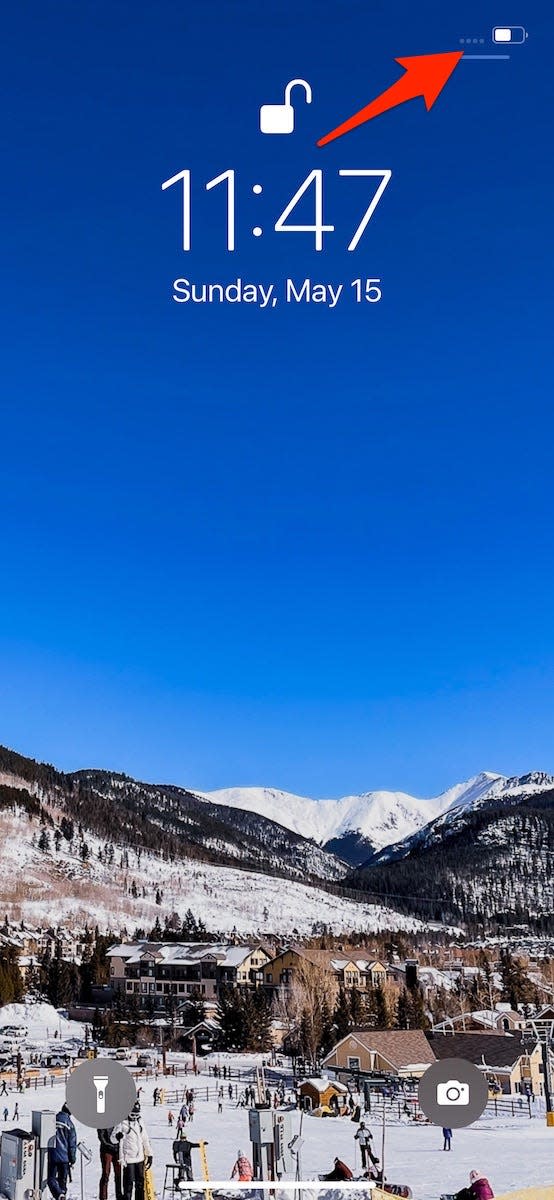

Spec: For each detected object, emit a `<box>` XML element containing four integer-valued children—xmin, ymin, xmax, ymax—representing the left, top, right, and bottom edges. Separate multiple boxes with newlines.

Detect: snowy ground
<box><xmin>1</xmin><ymin>1005</ymin><xmax>553</xmax><ymax>1200</ymax></box>
<box><xmin>2</xmin><ymin>1067</ymin><xmax>554</xmax><ymax>1200</ymax></box>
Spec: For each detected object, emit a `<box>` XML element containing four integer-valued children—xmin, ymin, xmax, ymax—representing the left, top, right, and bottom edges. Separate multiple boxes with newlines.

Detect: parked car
<box><xmin>41</xmin><ymin>1053</ymin><xmax>70</xmax><ymax>1069</ymax></box>
<box><xmin>115</xmin><ymin>1048</ymin><xmax>131</xmax><ymax>1061</ymax></box>
<box><xmin>137</xmin><ymin>1053</ymin><xmax>155</xmax><ymax>1068</ymax></box>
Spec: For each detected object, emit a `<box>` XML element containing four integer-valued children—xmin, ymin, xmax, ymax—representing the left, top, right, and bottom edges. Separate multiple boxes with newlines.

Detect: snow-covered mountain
<box><xmin>349</xmin><ymin>772</ymin><xmax>554</xmax><ymax>932</ymax></box>
<box><xmin>201</xmin><ymin>771</ymin><xmax>504</xmax><ymax>864</ymax></box>
<box><xmin>370</xmin><ymin>771</ymin><xmax>554</xmax><ymax>864</ymax></box>
<box><xmin>2</xmin><ymin>739</ymin><xmax>553</xmax><ymax>933</ymax></box>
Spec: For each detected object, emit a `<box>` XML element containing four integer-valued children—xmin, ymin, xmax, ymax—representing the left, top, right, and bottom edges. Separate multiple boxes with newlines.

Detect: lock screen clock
<box><xmin>161</xmin><ymin>168</ymin><xmax>392</xmax><ymax>252</ymax></box>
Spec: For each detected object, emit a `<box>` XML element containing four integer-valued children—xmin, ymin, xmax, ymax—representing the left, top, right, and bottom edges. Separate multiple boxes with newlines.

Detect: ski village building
<box><xmin>107</xmin><ymin>941</ymin><xmax>389</xmax><ymax>1005</ymax></box>
<box><xmin>107</xmin><ymin>941</ymin><xmax>272</xmax><ymax>1003</ymax></box>
<box><xmin>322</xmin><ymin>1028</ymin><xmax>544</xmax><ymax>1097</ymax></box>
<box><xmin>261</xmin><ymin>947</ymin><xmax>388</xmax><ymax>993</ymax></box>
<box><xmin>322</xmin><ymin>1029</ymin><xmax>436</xmax><ymax>1080</ymax></box>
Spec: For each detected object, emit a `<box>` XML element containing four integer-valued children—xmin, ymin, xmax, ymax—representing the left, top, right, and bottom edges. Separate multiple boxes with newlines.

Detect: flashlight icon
<box><xmin>93</xmin><ymin>1076</ymin><xmax>109</xmax><ymax>1115</ymax></box>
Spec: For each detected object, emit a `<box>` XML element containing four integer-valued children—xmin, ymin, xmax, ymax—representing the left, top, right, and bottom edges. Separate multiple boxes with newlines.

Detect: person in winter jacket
<box><xmin>230</xmin><ymin>1151</ymin><xmax>253</xmax><ymax>1182</ymax></box>
<box><xmin>456</xmin><ymin>1171</ymin><xmax>494</xmax><ymax>1200</ymax></box>
<box><xmin>320</xmin><ymin>1159</ymin><xmax>354</xmax><ymax>1182</ymax></box>
<box><xmin>354</xmin><ymin>1123</ymin><xmax>379</xmax><ymax>1170</ymax></box>
<box><xmin>442</xmin><ymin>1127</ymin><xmax>453</xmax><ymax>1151</ymax></box>
<box><xmin>172</xmin><ymin>1133</ymin><xmax>202</xmax><ymax>1183</ymax></box>
<box><xmin>48</xmin><ymin>1105</ymin><xmax>77</xmax><ymax>1200</ymax></box>
<box><xmin>98</xmin><ymin>1128</ymin><xmax>122</xmax><ymax>1200</ymax></box>
<box><xmin>469</xmin><ymin>1171</ymin><xmax>494</xmax><ymax>1200</ymax></box>
<box><xmin>113</xmin><ymin>1102</ymin><xmax>152</xmax><ymax>1200</ymax></box>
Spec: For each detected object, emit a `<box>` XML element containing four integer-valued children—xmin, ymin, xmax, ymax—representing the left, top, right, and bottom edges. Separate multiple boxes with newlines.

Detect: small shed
<box><xmin>298</xmin><ymin>1076</ymin><xmax>348</xmax><ymax>1111</ymax></box>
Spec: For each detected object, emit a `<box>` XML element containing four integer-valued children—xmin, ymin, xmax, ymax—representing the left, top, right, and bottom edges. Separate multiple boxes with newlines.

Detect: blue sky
<box><xmin>1</xmin><ymin>1</ymin><xmax>552</xmax><ymax>797</ymax></box>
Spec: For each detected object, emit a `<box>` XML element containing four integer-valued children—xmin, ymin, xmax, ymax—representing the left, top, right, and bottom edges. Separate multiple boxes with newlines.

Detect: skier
<box><xmin>228</xmin><ymin>1083</ymin><xmax>233</xmax><ymax>1101</ymax></box>
<box><xmin>48</xmin><ymin>1104</ymin><xmax>77</xmax><ymax>1200</ymax></box>
<box><xmin>230</xmin><ymin>1150</ymin><xmax>253</xmax><ymax>1182</ymax></box>
<box><xmin>218</xmin><ymin>1097</ymin><xmax>223</xmax><ymax>1114</ymax></box>
<box><xmin>0</xmin><ymin>1081</ymin><xmax>7</xmax><ymax>1096</ymax></box>
<box><xmin>98</xmin><ymin>1128</ymin><xmax>122</xmax><ymax>1200</ymax></box>
<box><xmin>153</xmin><ymin>1089</ymin><xmax>159</xmax><ymax>1107</ymax></box>
<box><xmin>113</xmin><ymin>1101</ymin><xmax>153</xmax><ymax>1200</ymax></box>
<box><xmin>319</xmin><ymin>1158</ymin><xmax>354</xmax><ymax>1182</ymax></box>
<box><xmin>443</xmin><ymin>1127</ymin><xmax>453</xmax><ymax>1152</ymax></box>
<box><xmin>13</xmin><ymin>1103</ymin><xmax>19</xmax><ymax>1121</ymax></box>
<box><xmin>3</xmin><ymin>1107</ymin><xmax>8</xmax><ymax>1122</ymax></box>
<box><xmin>354</xmin><ymin>1122</ymin><xmax>379</xmax><ymax>1170</ymax></box>
<box><xmin>178</xmin><ymin>1102</ymin><xmax>189</xmax><ymax>1128</ymax></box>
<box><xmin>172</xmin><ymin>1133</ymin><xmax>202</xmax><ymax>1184</ymax></box>
<box><xmin>168</xmin><ymin>1112</ymin><xmax>175</xmax><ymax>1127</ymax></box>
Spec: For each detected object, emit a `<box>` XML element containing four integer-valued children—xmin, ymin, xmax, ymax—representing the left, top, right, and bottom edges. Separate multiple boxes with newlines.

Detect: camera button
<box><xmin>418</xmin><ymin>1057</ymin><xmax>489</xmax><ymax>1127</ymax></box>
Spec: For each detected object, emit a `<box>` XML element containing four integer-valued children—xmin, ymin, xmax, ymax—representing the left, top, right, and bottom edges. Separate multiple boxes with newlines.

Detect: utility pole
<box><xmin>381</xmin><ymin>1098</ymin><xmax>386</xmax><ymax>1182</ymax></box>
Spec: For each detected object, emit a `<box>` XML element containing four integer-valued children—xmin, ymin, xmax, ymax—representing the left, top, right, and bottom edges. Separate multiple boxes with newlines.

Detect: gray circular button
<box><xmin>418</xmin><ymin>1057</ymin><xmax>488</xmax><ymax>1128</ymax></box>
<box><xmin>66</xmin><ymin>1058</ymin><xmax>137</xmax><ymax>1128</ymax></box>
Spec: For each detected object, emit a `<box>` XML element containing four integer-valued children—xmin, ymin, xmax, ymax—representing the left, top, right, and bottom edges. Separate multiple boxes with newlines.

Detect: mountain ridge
<box><xmin>2</xmin><ymin>742</ymin><xmax>554</xmax><ymax>932</ymax></box>
<box><xmin>199</xmin><ymin>771</ymin><xmax>506</xmax><ymax>863</ymax></box>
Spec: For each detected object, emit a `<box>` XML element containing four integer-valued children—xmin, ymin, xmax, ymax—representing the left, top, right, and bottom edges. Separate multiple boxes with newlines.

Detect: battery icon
<box><xmin>492</xmin><ymin>26</ymin><xmax>527</xmax><ymax>43</ymax></box>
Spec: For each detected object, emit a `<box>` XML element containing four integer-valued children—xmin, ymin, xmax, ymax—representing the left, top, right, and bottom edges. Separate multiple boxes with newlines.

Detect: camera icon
<box><xmin>436</xmin><ymin>1080</ymin><xmax>470</xmax><ymax>1106</ymax></box>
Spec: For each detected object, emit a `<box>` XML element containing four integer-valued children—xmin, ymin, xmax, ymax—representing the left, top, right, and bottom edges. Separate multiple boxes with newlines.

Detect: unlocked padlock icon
<box><xmin>259</xmin><ymin>78</ymin><xmax>312</xmax><ymax>134</ymax></box>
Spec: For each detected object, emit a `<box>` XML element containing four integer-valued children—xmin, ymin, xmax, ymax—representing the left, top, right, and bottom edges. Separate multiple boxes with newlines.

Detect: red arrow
<box><xmin>317</xmin><ymin>51</ymin><xmax>464</xmax><ymax>146</ymax></box>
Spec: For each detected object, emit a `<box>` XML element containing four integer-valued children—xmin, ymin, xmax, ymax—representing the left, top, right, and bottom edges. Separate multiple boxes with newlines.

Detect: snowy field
<box><xmin>1</xmin><ymin>1005</ymin><xmax>553</xmax><ymax>1200</ymax></box>
<box><xmin>2</xmin><ymin>1065</ymin><xmax>554</xmax><ymax>1200</ymax></box>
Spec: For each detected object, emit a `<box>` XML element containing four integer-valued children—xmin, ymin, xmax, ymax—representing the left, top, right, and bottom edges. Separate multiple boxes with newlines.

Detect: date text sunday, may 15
<box><xmin>171</xmin><ymin>277</ymin><xmax>382</xmax><ymax>308</ymax></box>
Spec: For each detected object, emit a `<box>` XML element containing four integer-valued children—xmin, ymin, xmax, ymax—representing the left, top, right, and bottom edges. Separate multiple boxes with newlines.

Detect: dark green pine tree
<box><xmin>248</xmin><ymin>988</ymin><xmax>273</xmax><ymax>1052</ymax></box>
<box><xmin>396</xmin><ymin>988</ymin><xmax>410</xmax><ymax>1029</ymax></box>
<box><xmin>407</xmin><ymin>983</ymin><xmax>429</xmax><ymax>1030</ymax></box>
<box><xmin>0</xmin><ymin>947</ymin><xmax>24</xmax><ymax>1004</ymax></box>
<box><xmin>45</xmin><ymin>941</ymin><xmax>80</xmax><ymax>1006</ymax></box>
<box><xmin>217</xmin><ymin>986</ymin><xmax>249</xmax><ymax>1050</ymax></box>
<box><xmin>349</xmin><ymin>986</ymin><xmax>365</xmax><ymax>1027</ymax></box>
<box><xmin>333</xmin><ymin>985</ymin><xmax>352</xmax><ymax>1040</ymax></box>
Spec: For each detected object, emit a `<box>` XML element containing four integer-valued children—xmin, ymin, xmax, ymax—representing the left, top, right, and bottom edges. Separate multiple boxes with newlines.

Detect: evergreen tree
<box><xmin>499</xmin><ymin>949</ymin><xmax>537</xmax><ymax>1008</ymax></box>
<box><xmin>0</xmin><ymin>947</ymin><xmax>24</xmax><ymax>1004</ymax></box>
<box><xmin>367</xmin><ymin>983</ymin><xmax>390</xmax><ymax>1028</ymax></box>
<box><xmin>44</xmin><ymin>941</ymin><xmax>80</xmax><ymax>1006</ymax></box>
<box><xmin>396</xmin><ymin>988</ymin><xmax>410</xmax><ymax>1029</ymax></box>
<box><xmin>407</xmin><ymin>983</ymin><xmax>429</xmax><ymax>1029</ymax></box>
<box><xmin>217</xmin><ymin>987</ymin><xmax>272</xmax><ymax>1051</ymax></box>
<box><xmin>182</xmin><ymin>988</ymin><xmax>206</xmax><ymax>1025</ymax></box>
<box><xmin>333</xmin><ymin>985</ymin><xmax>351</xmax><ymax>1040</ymax></box>
<box><xmin>349</xmin><ymin>986</ymin><xmax>365</xmax><ymax>1026</ymax></box>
